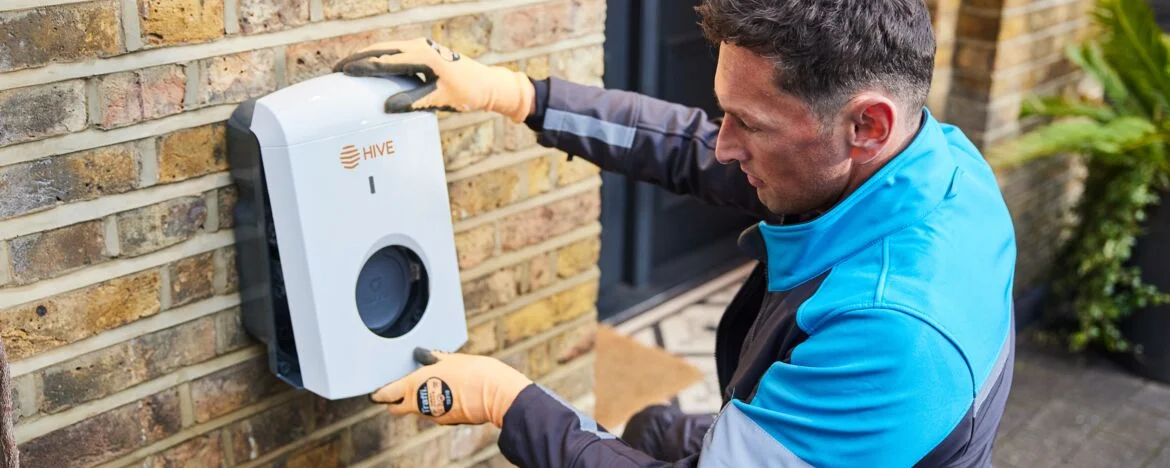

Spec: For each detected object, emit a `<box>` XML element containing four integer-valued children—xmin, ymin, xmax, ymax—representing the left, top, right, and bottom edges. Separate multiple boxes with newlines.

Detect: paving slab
<box><xmin>630</xmin><ymin>326</ymin><xmax>658</xmax><ymax>349</ymax></box>
<box><xmin>658</xmin><ymin>303</ymin><xmax>721</xmax><ymax>355</ymax></box>
<box><xmin>676</xmin><ymin>356</ymin><xmax>722</xmax><ymax>416</ymax></box>
<box><xmin>1065</xmin><ymin>435</ymin><xmax>1154</xmax><ymax>468</ymax></box>
<box><xmin>702</xmin><ymin>284</ymin><xmax>741</xmax><ymax>305</ymax></box>
<box><xmin>1146</xmin><ymin>444</ymin><xmax>1170</xmax><ymax>467</ymax></box>
<box><xmin>1096</xmin><ymin>403</ymin><xmax>1170</xmax><ymax>454</ymax></box>
<box><xmin>1132</xmin><ymin>384</ymin><xmax>1170</xmax><ymax>418</ymax></box>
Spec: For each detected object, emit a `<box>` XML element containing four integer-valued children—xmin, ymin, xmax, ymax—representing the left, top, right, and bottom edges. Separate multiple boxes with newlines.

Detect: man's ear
<box><xmin>846</xmin><ymin>95</ymin><xmax>897</xmax><ymax>165</ymax></box>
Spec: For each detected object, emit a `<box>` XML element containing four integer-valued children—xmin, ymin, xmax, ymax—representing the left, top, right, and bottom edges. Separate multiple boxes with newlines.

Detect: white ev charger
<box><xmin>226</xmin><ymin>72</ymin><xmax>468</xmax><ymax>400</ymax></box>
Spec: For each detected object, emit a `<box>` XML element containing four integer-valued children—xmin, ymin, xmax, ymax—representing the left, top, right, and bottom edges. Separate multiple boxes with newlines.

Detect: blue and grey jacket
<box><xmin>496</xmin><ymin>76</ymin><xmax>1018</xmax><ymax>467</ymax></box>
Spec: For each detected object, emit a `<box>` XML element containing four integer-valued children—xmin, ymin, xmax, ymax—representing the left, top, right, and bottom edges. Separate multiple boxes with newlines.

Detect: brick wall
<box><xmin>0</xmin><ymin>0</ymin><xmax>605</xmax><ymax>466</ymax></box>
<box><xmin>928</xmin><ymin>0</ymin><xmax>1094</xmax><ymax>304</ymax></box>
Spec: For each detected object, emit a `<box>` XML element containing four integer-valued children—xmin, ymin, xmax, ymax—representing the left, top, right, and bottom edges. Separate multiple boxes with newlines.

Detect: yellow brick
<box><xmin>502</xmin><ymin>297</ymin><xmax>556</xmax><ymax>345</ymax></box>
<box><xmin>448</xmin><ymin>166</ymin><xmax>523</xmax><ymax>221</ymax></box>
<box><xmin>503</xmin><ymin>120</ymin><xmax>538</xmax><ymax>151</ymax></box>
<box><xmin>432</xmin><ymin>14</ymin><xmax>491</xmax><ymax>58</ymax></box>
<box><xmin>556</xmin><ymin>238</ymin><xmax>600</xmax><ymax>278</ymax></box>
<box><xmin>140</xmin><ymin>0</ymin><xmax>225</xmax><ymax>46</ymax></box>
<box><xmin>525</xmin><ymin>56</ymin><xmax>550</xmax><ymax>80</ymax></box>
<box><xmin>527</xmin><ymin>156</ymin><xmax>552</xmax><ymax>197</ymax></box>
<box><xmin>9</xmin><ymin>219</ymin><xmax>107</xmax><ymax>285</ymax></box>
<box><xmin>441</xmin><ymin>120</ymin><xmax>495</xmax><ymax>171</ymax></box>
<box><xmin>489</xmin><ymin>2</ymin><xmax>571</xmax><ymax>52</ymax></box>
<box><xmin>239</xmin><ymin>0</ymin><xmax>309</xmax><ymax>33</ymax></box>
<box><xmin>284</xmin><ymin>438</ymin><xmax>342</xmax><ymax>468</ymax></box>
<box><xmin>546</xmin><ymin>364</ymin><xmax>594</xmax><ymax>402</ymax></box>
<box><xmin>557</xmin><ymin>156</ymin><xmax>600</xmax><ymax>186</ymax></box>
<box><xmin>483</xmin><ymin>279</ymin><xmax>598</xmax><ymax>349</ymax></box>
<box><xmin>997</xmin><ymin>1</ymin><xmax>1084</xmax><ymax>42</ymax></box>
<box><xmin>498</xmin><ymin>60</ymin><xmax>522</xmax><ymax>72</ymax></box>
<box><xmin>158</xmin><ymin>124</ymin><xmax>228</xmax><ymax>183</ymax></box>
<box><xmin>500</xmin><ymin>190</ymin><xmax>601</xmax><ymax>251</ymax></box>
<box><xmin>448</xmin><ymin>424</ymin><xmax>501</xmax><ymax>462</ymax></box>
<box><xmin>552</xmin><ymin>46</ymin><xmax>605</xmax><ymax>83</ymax></box>
<box><xmin>463</xmin><ymin>267</ymin><xmax>520</xmax><ymax>318</ymax></box>
<box><xmin>550</xmin><ymin>321</ymin><xmax>597</xmax><ymax>364</ymax></box>
<box><xmin>0</xmin><ymin>1</ymin><xmax>121</xmax><ymax>73</ymax></box>
<box><xmin>1</xmin><ymin>270</ymin><xmax>162</xmax><ymax>361</ymax></box>
<box><xmin>526</xmin><ymin>253</ymin><xmax>553</xmax><ymax>293</ymax></box>
<box><xmin>459</xmin><ymin>321</ymin><xmax>498</xmax><ymax>355</ymax></box>
<box><xmin>527</xmin><ymin>342</ymin><xmax>553</xmax><ymax>378</ymax></box>
<box><xmin>323</xmin><ymin>0</ymin><xmax>386</xmax><ymax>20</ymax></box>
<box><xmin>0</xmin><ymin>80</ymin><xmax>86</xmax><ymax>146</ymax></box>
<box><xmin>454</xmin><ymin>223</ymin><xmax>495</xmax><ymax>269</ymax></box>
<box><xmin>553</xmin><ymin>281</ymin><xmax>598</xmax><ymax>323</ymax></box>
<box><xmin>953</xmin><ymin>42</ymin><xmax>995</xmax><ymax>74</ymax></box>
<box><xmin>569</xmin><ymin>0</ymin><xmax>606</xmax><ymax>35</ymax></box>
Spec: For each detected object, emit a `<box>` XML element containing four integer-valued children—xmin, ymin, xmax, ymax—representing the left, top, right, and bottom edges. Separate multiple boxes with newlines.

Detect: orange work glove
<box><xmin>333</xmin><ymin>37</ymin><xmax>536</xmax><ymax>123</ymax></box>
<box><xmin>370</xmin><ymin>348</ymin><xmax>533</xmax><ymax>427</ymax></box>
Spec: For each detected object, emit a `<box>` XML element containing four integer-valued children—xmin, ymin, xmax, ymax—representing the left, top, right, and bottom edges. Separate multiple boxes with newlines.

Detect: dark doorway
<box><xmin>597</xmin><ymin>0</ymin><xmax>757</xmax><ymax>323</ymax></box>
<box><xmin>1152</xmin><ymin>0</ymin><xmax>1170</xmax><ymax>28</ymax></box>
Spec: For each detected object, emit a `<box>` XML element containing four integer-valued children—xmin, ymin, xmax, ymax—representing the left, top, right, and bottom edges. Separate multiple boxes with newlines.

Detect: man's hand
<box><xmin>370</xmin><ymin>348</ymin><xmax>533</xmax><ymax>427</ymax></box>
<box><xmin>333</xmin><ymin>37</ymin><xmax>536</xmax><ymax>123</ymax></box>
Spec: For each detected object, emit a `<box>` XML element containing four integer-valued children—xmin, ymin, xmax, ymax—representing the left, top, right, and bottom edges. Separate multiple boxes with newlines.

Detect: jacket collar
<box><xmin>740</xmin><ymin>109</ymin><xmax>962</xmax><ymax>292</ymax></box>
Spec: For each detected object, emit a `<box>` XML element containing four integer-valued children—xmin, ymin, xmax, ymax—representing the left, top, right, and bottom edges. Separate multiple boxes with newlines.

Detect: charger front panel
<box><xmin>261</xmin><ymin>111</ymin><xmax>468</xmax><ymax>399</ymax></box>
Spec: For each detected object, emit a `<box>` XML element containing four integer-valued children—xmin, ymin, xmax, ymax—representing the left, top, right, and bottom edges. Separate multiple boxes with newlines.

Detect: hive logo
<box><xmin>340</xmin><ymin>145</ymin><xmax>361</xmax><ymax>169</ymax></box>
<box><xmin>340</xmin><ymin>138</ymin><xmax>396</xmax><ymax>170</ymax></box>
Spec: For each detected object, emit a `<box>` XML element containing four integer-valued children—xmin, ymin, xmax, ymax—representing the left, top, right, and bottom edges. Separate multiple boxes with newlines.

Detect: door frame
<box><xmin>597</xmin><ymin>0</ymin><xmax>752</xmax><ymax>324</ymax></box>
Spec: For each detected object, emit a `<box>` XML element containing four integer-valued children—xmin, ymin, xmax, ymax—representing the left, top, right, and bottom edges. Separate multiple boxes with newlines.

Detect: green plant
<box><xmin>989</xmin><ymin>0</ymin><xmax>1170</xmax><ymax>353</ymax></box>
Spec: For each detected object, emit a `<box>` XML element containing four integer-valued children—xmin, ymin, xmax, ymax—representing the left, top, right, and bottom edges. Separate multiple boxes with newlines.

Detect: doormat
<box><xmin>593</xmin><ymin>324</ymin><xmax>704</xmax><ymax>430</ymax></box>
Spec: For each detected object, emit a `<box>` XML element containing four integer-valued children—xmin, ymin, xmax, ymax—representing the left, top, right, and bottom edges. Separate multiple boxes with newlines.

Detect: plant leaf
<box><xmin>1067</xmin><ymin>42</ymin><xmax>1136</xmax><ymax>113</ymax></box>
<box><xmin>987</xmin><ymin>117</ymin><xmax>1160</xmax><ymax>167</ymax></box>
<box><xmin>1021</xmin><ymin>94</ymin><xmax>1117</xmax><ymax>121</ymax></box>
<box><xmin>1093</xmin><ymin>0</ymin><xmax>1170</xmax><ymax>119</ymax></box>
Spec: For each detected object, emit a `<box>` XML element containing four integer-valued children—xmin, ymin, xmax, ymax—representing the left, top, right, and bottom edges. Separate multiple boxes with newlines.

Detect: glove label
<box><xmin>426</xmin><ymin>38</ymin><xmax>461</xmax><ymax>62</ymax></box>
<box><xmin>417</xmin><ymin>377</ymin><xmax>454</xmax><ymax>417</ymax></box>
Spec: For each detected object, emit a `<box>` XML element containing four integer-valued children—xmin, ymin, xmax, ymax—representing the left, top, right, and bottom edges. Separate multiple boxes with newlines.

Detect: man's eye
<box><xmin>738</xmin><ymin>117</ymin><xmax>759</xmax><ymax>133</ymax></box>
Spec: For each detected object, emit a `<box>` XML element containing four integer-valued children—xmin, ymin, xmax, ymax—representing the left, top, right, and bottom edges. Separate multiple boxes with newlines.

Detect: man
<box><xmin>334</xmin><ymin>0</ymin><xmax>1017</xmax><ymax>466</ymax></box>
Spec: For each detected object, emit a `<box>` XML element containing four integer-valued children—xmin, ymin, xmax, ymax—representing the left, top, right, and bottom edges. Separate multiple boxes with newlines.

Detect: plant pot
<box><xmin>1112</xmin><ymin>188</ymin><xmax>1170</xmax><ymax>383</ymax></box>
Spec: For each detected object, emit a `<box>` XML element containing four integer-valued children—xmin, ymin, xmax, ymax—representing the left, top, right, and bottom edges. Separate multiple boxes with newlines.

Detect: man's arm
<box><xmin>495</xmin><ymin>308</ymin><xmax>979</xmax><ymax>467</ymax></box>
<box><xmin>334</xmin><ymin>38</ymin><xmax>771</xmax><ymax>220</ymax></box>
<box><xmin>621</xmin><ymin>404</ymin><xmax>714</xmax><ymax>462</ymax></box>
<box><xmin>496</xmin><ymin>384</ymin><xmax>699</xmax><ymax>467</ymax></box>
<box><xmin>525</xmin><ymin>76</ymin><xmax>773</xmax><ymax>221</ymax></box>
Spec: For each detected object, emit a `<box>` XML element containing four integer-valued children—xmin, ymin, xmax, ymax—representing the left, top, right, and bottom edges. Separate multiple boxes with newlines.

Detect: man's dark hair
<box><xmin>696</xmin><ymin>0</ymin><xmax>936</xmax><ymax>123</ymax></box>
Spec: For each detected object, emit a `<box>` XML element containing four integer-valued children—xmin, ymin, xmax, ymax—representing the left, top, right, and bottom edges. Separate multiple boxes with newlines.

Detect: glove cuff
<box><xmin>485</xmin><ymin>68</ymin><xmax>536</xmax><ymax>124</ymax></box>
<box><xmin>489</xmin><ymin>377</ymin><xmax>534</xmax><ymax>428</ymax></box>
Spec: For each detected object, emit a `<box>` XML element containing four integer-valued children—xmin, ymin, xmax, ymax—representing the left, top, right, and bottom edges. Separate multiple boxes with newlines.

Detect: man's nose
<box><xmin>714</xmin><ymin>119</ymin><xmax>744</xmax><ymax>164</ymax></box>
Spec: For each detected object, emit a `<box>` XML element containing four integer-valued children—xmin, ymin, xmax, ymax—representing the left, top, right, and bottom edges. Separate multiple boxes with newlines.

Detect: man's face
<box><xmin>713</xmin><ymin>43</ymin><xmax>853</xmax><ymax>217</ymax></box>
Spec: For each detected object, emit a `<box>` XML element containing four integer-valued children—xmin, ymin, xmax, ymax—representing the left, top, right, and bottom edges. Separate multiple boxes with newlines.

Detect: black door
<box><xmin>597</xmin><ymin>0</ymin><xmax>757</xmax><ymax>323</ymax></box>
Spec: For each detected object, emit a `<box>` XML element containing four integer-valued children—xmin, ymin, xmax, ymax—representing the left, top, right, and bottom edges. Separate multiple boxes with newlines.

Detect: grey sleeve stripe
<box><xmin>974</xmin><ymin>326</ymin><xmax>1013</xmax><ymax>417</ymax></box>
<box><xmin>544</xmin><ymin>108</ymin><xmax>637</xmax><ymax>149</ymax></box>
<box><xmin>536</xmin><ymin>384</ymin><xmax>617</xmax><ymax>440</ymax></box>
<box><xmin>698</xmin><ymin>403</ymin><xmax>811</xmax><ymax>467</ymax></box>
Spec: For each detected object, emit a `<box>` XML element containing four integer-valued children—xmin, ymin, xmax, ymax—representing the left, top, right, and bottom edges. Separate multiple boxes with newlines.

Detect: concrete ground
<box><xmin>614</xmin><ymin>266</ymin><xmax>1170</xmax><ymax>467</ymax></box>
